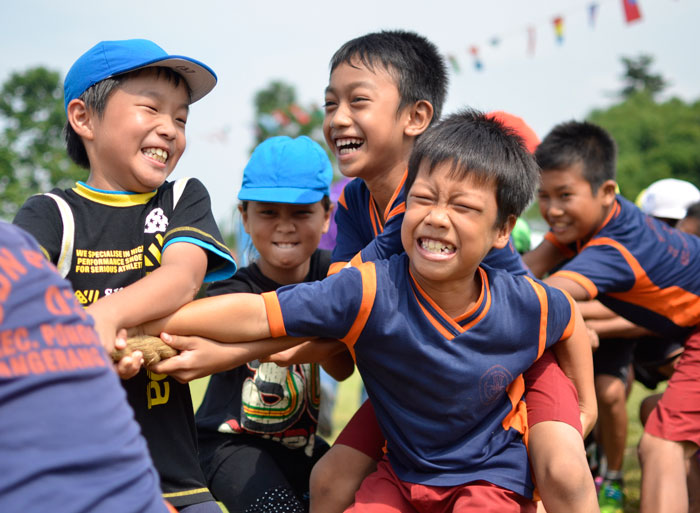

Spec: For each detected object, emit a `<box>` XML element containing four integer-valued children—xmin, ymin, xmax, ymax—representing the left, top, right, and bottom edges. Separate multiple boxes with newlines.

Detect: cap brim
<box><xmin>238</xmin><ymin>187</ymin><xmax>326</xmax><ymax>204</ymax></box>
<box><xmin>132</xmin><ymin>56</ymin><xmax>217</xmax><ymax>104</ymax></box>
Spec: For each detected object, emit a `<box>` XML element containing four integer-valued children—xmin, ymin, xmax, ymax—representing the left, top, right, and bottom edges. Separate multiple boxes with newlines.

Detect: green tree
<box><xmin>587</xmin><ymin>56</ymin><xmax>700</xmax><ymax>202</ymax></box>
<box><xmin>0</xmin><ymin>66</ymin><xmax>83</xmax><ymax>219</ymax></box>
<box><xmin>619</xmin><ymin>55</ymin><xmax>669</xmax><ymax>100</ymax></box>
<box><xmin>252</xmin><ymin>80</ymin><xmax>326</xmax><ymax>154</ymax></box>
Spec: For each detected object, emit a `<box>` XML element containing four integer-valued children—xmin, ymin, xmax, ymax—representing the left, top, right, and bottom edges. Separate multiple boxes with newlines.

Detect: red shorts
<box><xmin>645</xmin><ymin>328</ymin><xmax>700</xmax><ymax>446</ymax></box>
<box><xmin>334</xmin><ymin>399</ymin><xmax>385</xmax><ymax>461</ymax></box>
<box><xmin>523</xmin><ymin>349</ymin><xmax>582</xmax><ymax>436</ymax></box>
<box><xmin>335</xmin><ymin>350</ymin><xmax>581</xmax><ymax>462</ymax></box>
<box><xmin>345</xmin><ymin>456</ymin><xmax>535</xmax><ymax>513</ymax></box>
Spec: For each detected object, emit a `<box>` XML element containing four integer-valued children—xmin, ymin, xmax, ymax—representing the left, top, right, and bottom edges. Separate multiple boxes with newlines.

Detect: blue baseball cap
<box><xmin>239</xmin><ymin>136</ymin><xmax>333</xmax><ymax>204</ymax></box>
<box><xmin>63</xmin><ymin>39</ymin><xmax>217</xmax><ymax>111</ymax></box>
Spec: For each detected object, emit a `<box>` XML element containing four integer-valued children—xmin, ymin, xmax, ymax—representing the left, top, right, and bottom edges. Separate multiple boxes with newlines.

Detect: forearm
<box><xmin>320</xmin><ymin>345</ymin><xmax>355</xmax><ymax>381</ymax></box>
<box><xmin>552</xmin><ymin>307</ymin><xmax>597</xmax><ymax>436</ymax></box>
<box><xmin>522</xmin><ymin>239</ymin><xmax>566</xmax><ymax>279</ymax></box>
<box><xmin>586</xmin><ymin>316</ymin><xmax>655</xmax><ymax>339</ymax></box>
<box><xmin>143</xmin><ymin>293</ymin><xmax>272</xmax><ymax>342</ymax></box>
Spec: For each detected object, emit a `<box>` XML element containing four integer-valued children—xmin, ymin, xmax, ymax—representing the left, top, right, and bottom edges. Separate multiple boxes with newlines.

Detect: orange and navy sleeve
<box><xmin>543</xmin><ymin>231</ymin><xmax>576</xmax><ymax>259</ymax></box>
<box><xmin>549</xmin><ymin>239</ymin><xmax>636</xmax><ymax>298</ymax></box>
<box><xmin>265</xmin><ymin>264</ymin><xmax>378</xmax><ymax>356</ymax></box>
<box><xmin>525</xmin><ymin>277</ymin><xmax>576</xmax><ymax>353</ymax></box>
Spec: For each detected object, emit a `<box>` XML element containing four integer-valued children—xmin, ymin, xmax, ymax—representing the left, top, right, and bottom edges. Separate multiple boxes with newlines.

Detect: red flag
<box><xmin>622</xmin><ymin>0</ymin><xmax>642</xmax><ymax>23</ymax></box>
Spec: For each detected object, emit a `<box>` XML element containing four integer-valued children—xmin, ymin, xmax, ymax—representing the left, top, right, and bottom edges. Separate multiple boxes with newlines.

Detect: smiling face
<box><xmin>537</xmin><ymin>162</ymin><xmax>616</xmax><ymax>245</ymax></box>
<box><xmin>401</xmin><ymin>161</ymin><xmax>512</xmax><ymax>301</ymax></box>
<box><xmin>241</xmin><ymin>201</ymin><xmax>331</xmax><ymax>285</ymax></box>
<box><xmin>84</xmin><ymin>69</ymin><xmax>189</xmax><ymax>192</ymax></box>
<box><xmin>323</xmin><ymin>60</ymin><xmax>413</xmax><ymax>184</ymax></box>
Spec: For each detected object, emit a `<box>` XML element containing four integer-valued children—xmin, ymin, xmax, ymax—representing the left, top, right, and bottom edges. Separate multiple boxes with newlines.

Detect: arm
<box><xmin>586</xmin><ymin>316</ymin><xmax>655</xmax><ymax>339</ymax></box>
<box><xmin>522</xmin><ymin>239</ymin><xmax>567</xmax><ymax>279</ymax></box>
<box><xmin>262</xmin><ymin>340</ymin><xmax>355</xmax><ymax>381</ymax></box>
<box><xmin>551</xmin><ymin>302</ymin><xmax>597</xmax><ymax>437</ymax></box>
<box><xmin>149</xmin><ymin>333</ymin><xmax>302</xmax><ymax>383</ymax></box>
<box><xmin>141</xmin><ymin>291</ymin><xmax>273</xmax><ymax>342</ymax></box>
<box><xmin>87</xmin><ymin>242</ymin><xmax>208</xmax><ymax>351</ymax></box>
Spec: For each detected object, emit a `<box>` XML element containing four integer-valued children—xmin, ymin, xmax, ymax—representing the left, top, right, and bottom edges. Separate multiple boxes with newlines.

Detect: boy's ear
<box><xmin>66</xmin><ymin>99</ymin><xmax>95</xmax><ymax>141</ymax></box>
<box><xmin>493</xmin><ymin>215</ymin><xmax>517</xmax><ymax>250</ymax></box>
<box><xmin>404</xmin><ymin>100</ymin><xmax>434</xmax><ymax>138</ymax></box>
<box><xmin>321</xmin><ymin>204</ymin><xmax>333</xmax><ymax>235</ymax></box>
<box><xmin>238</xmin><ymin>204</ymin><xmax>251</xmax><ymax>235</ymax></box>
<box><xmin>598</xmin><ymin>179</ymin><xmax>618</xmax><ymax>206</ymax></box>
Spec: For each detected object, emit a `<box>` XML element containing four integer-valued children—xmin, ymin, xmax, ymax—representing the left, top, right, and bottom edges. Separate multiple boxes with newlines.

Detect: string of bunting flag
<box><xmin>448</xmin><ymin>0</ymin><xmax>643</xmax><ymax>73</ymax></box>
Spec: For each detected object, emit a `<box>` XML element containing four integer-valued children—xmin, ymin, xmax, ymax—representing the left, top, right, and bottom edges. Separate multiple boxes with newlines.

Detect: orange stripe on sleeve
<box><xmin>350</xmin><ymin>252</ymin><xmax>364</xmax><ymax>268</ymax></box>
<box><xmin>261</xmin><ymin>291</ymin><xmax>287</xmax><ymax>338</ymax></box>
<box><xmin>327</xmin><ymin>261</ymin><xmax>347</xmax><ymax>276</ymax></box>
<box><xmin>550</xmin><ymin>270</ymin><xmax>599</xmax><ymax>299</ymax></box>
<box><xmin>340</xmin><ymin>263</ymin><xmax>377</xmax><ymax>349</ymax></box>
<box><xmin>524</xmin><ymin>277</ymin><xmax>548</xmax><ymax>359</ymax></box>
<box><xmin>337</xmin><ymin>188</ymin><xmax>347</xmax><ymax>209</ymax></box>
<box><xmin>560</xmin><ymin>291</ymin><xmax>576</xmax><ymax>341</ymax></box>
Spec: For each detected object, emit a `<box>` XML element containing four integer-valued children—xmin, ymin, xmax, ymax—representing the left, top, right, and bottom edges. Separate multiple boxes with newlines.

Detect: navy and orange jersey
<box><xmin>261</xmin><ymin>255</ymin><xmax>575</xmax><ymax>496</ymax></box>
<box><xmin>547</xmin><ymin>195</ymin><xmax>700</xmax><ymax>339</ymax></box>
<box><xmin>13</xmin><ymin>179</ymin><xmax>235</xmax><ymax>508</ymax></box>
<box><xmin>330</xmin><ymin>174</ymin><xmax>529</xmax><ymax>275</ymax></box>
<box><xmin>0</xmin><ymin>223</ymin><xmax>168</xmax><ymax>513</ymax></box>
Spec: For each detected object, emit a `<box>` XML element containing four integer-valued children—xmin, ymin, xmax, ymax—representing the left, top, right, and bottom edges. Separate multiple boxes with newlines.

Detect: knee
<box><xmin>595</xmin><ymin>375</ymin><xmax>626</xmax><ymax>409</ymax></box>
<box><xmin>310</xmin><ymin>452</ymin><xmax>341</xmax><ymax>500</ymax></box>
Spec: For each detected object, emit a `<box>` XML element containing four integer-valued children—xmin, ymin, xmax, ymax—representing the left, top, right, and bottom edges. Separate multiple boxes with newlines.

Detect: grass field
<box><xmin>190</xmin><ymin>370</ymin><xmax>660</xmax><ymax>512</ymax></box>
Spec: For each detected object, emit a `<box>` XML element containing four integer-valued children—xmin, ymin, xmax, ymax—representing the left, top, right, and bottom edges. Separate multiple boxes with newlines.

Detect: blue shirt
<box><xmin>0</xmin><ymin>222</ymin><xmax>167</xmax><ymax>513</ymax></box>
<box><xmin>262</xmin><ymin>255</ymin><xmax>574</xmax><ymax>496</ymax></box>
<box><xmin>549</xmin><ymin>195</ymin><xmax>700</xmax><ymax>339</ymax></box>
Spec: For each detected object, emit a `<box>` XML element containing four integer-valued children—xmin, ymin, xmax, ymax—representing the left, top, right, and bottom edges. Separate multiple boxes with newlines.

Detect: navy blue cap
<box><xmin>239</xmin><ymin>136</ymin><xmax>333</xmax><ymax>204</ymax></box>
<box><xmin>64</xmin><ymin>39</ymin><xmax>217</xmax><ymax>111</ymax></box>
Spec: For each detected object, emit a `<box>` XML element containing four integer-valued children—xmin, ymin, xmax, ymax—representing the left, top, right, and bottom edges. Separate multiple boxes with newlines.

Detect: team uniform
<box><xmin>330</xmin><ymin>174</ymin><xmax>580</xmax><ymax>462</ymax></box>
<box><xmin>196</xmin><ymin>250</ymin><xmax>331</xmax><ymax>512</ymax></box>
<box><xmin>261</xmin><ymin>254</ymin><xmax>575</xmax><ymax>508</ymax></box>
<box><xmin>13</xmin><ymin>179</ymin><xmax>236</xmax><ymax>509</ymax></box>
<box><xmin>546</xmin><ymin>195</ymin><xmax>700</xmax><ymax>444</ymax></box>
<box><xmin>0</xmin><ymin>223</ymin><xmax>170</xmax><ymax>513</ymax></box>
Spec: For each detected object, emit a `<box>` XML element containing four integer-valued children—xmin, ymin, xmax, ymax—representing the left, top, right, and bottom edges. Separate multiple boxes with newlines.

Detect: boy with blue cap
<box><xmin>187</xmin><ymin>135</ymin><xmax>353</xmax><ymax>513</ymax></box>
<box><xmin>13</xmin><ymin>39</ymin><xmax>236</xmax><ymax>512</ymax></box>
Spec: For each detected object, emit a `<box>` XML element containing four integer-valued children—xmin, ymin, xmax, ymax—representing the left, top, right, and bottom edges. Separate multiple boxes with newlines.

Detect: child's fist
<box><xmin>111</xmin><ymin>335</ymin><xmax>178</xmax><ymax>366</ymax></box>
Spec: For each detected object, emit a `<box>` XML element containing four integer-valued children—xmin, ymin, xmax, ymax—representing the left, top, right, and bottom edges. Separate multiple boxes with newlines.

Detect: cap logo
<box><xmin>174</xmin><ymin>65</ymin><xmax>196</xmax><ymax>74</ymax></box>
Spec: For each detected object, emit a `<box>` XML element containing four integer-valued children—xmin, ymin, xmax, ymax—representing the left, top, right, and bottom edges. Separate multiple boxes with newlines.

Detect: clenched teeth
<box><xmin>143</xmin><ymin>148</ymin><xmax>169</xmax><ymax>164</ymax></box>
<box><xmin>335</xmin><ymin>138</ymin><xmax>363</xmax><ymax>155</ymax></box>
<box><xmin>420</xmin><ymin>238</ymin><xmax>455</xmax><ymax>254</ymax></box>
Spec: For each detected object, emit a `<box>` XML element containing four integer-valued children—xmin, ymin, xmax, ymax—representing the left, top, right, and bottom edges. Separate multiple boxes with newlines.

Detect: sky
<box><xmin>2</xmin><ymin>0</ymin><xmax>698</xmax><ymax>232</ymax></box>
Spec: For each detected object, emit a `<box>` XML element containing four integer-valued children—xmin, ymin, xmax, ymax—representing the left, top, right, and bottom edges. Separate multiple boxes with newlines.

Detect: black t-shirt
<box><xmin>13</xmin><ymin>179</ymin><xmax>236</xmax><ymax>507</ymax></box>
<box><xmin>197</xmin><ymin>249</ymin><xmax>330</xmax><ymax>455</ymax></box>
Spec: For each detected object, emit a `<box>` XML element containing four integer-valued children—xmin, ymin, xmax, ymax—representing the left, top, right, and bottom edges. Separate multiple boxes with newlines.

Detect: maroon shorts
<box><xmin>345</xmin><ymin>456</ymin><xmax>535</xmax><ymax>513</ymax></box>
<box><xmin>523</xmin><ymin>349</ymin><xmax>582</xmax><ymax>436</ymax></box>
<box><xmin>645</xmin><ymin>328</ymin><xmax>700</xmax><ymax>446</ymax></box>
<box><xmin>335</xmin><ymin>350</ymin><xmax>582</xmax><ymax>462</ymax></box>
<box><xmin>334</xmin><ymin>399</ymin><xmax>385</xmax><ymax>461</ymax></box>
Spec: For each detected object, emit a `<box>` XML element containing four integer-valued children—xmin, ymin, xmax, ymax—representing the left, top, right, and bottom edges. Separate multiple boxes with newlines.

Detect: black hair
<box><xmin>330</xmin><ymin>30</ymin><xmax>448</xmax><ymax>123</ymax></box>
<box><xmin>405</xmin><ymin>109</ymin><xmax>539</xmax><ymax>227</ymax></box>
<box><xmin>64</xmin><ymin>67</ymin><xmax>191</xmax><ymax>169</ymax></box>
<box><xmin>685</xmin><ymin>201</ymin><xmax>700</xmax><ymax>221</ymax></box>
<box><xmin>535</xmin><ymin>120</ymin><xmax>617</xmax><ymax>192</ymax></box>
<box><xmin>239</xmin><ymin>196</ymin><xmax>332</xmax><ymax>212</ymax></box>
